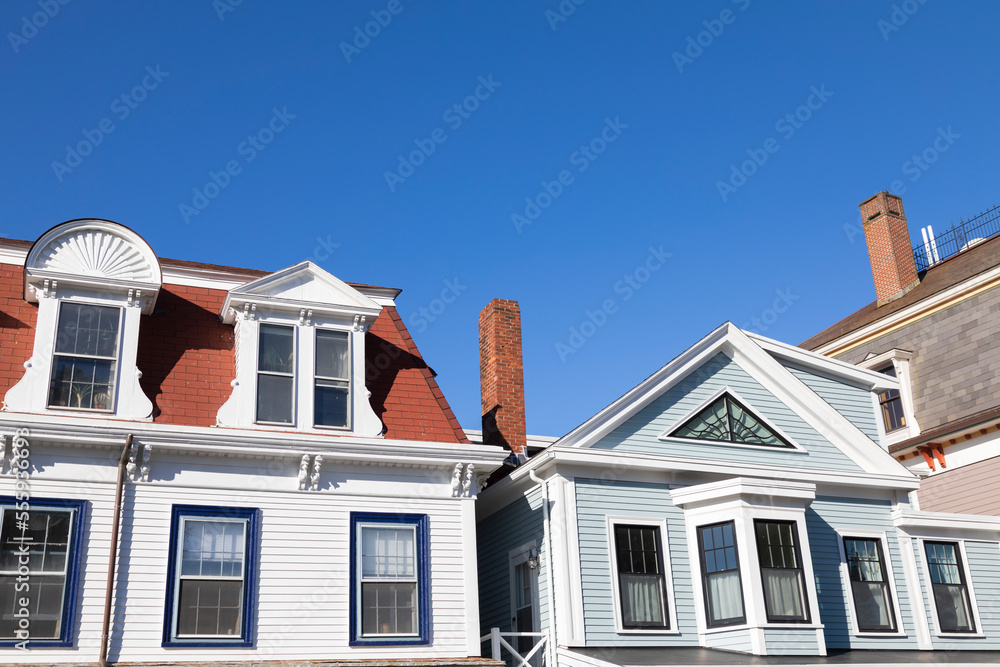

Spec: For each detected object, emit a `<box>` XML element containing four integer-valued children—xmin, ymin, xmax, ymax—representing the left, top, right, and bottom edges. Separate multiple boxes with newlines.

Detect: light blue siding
<box><xmin>780</xmin><ymin>361</ymin><xmax>881</xmax><ymax>444</ymax></box>
<box><xmin>914</xmin><ymin>538</ymin><xmax>1000</xmax><ymax>650</ymax></box>
<box><xmin>478</xmin><ymin>488</ymin><xmax>546</xmax><ymax>646</ymax></box>
<box><xmin>762</xmin><ymin>628</ymin><xmax>820</xmax><ymax>655</ymax></box>
<box><xmin>806</xmin><ymin>496</ymin><xmax>920</xmax><ymax>650</ymax></box>
<box><xmin>575</xmin><ymin>478</ymin><xmax>698</xmax><ymax>645</ymax></box>
<box><xmin>591</xmin><ymin>353</ymin><xmax>863</xmax><ymax>473</ymax></box>
<box><xmin>704</xmin><ymin>628</ymin><xmax>753</xmax><ymax>653</ymax></box>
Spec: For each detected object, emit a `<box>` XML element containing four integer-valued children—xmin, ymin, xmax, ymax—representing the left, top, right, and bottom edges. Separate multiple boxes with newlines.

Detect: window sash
<box><xmin>924</xmin><ymin>541</ymin><xmax>976</xmax><ymax>633</ymax></box>
<box><xmin>754</xmin><ymin>520</ymin><xmax>809</xmax><ymax>623</ymax></box>
<box><xmin>256</xmin><ymin>324</ymin><xmax>295</xmax><ymax>424</ymax></box>
<box><xmin>844</xmin><ymin>538</ymin><xmax>897</xmax><ymax>632</ymax></box>
<box><xmin>613</xmin><ymin>524</ymin><xmax>669</xmax><ymax>629</ymax></box>
<box><xmin>48</xmin><ymin>303</ymin><xmax>122</xmax><ymax>411</ymax></box>
<box><xmin>171</xmin><ymin>517</ymin><xmax>248</xmax><ymax>640</ymax></box>
<box><xmin>0</xmin><ymin>506</ymin><xmax>76</xmax><ymax>641</ymax></box>
<box><xmin>357</xmin><ymin>522</ymin><xmax>421</xmax><ymax>638</ymax></box>
<box><xmin>697</xmin><ymin>521</ymin><xmax>745</xmax><ymax>627</ymax></box>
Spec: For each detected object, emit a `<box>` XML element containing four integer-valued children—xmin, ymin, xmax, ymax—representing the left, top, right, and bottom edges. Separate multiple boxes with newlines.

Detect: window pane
<box><xmin>48</xmin><ymin>358</ymin><xmax>117</xmax><ymax>410</ymax></box>
<box><xmin>54</xmin><ymin>303</ymin><xmax>119</xmax><ymax>357</ymax></box>
<box><xmin>756</xmin><ymin>520</ymin><xmax>808</xmax><ymax>622</ymax></box>
<box><xmin>177</xmin><ymin>580</ymin><xmax>243</xmax><ymax>636</ymax></box>
<box><xmin>699</xmin><ymin>522</ymin><xmax>744</xmax><ymax>626</ymax></box>
<box><xmin>361</xmin><ymin>527</ymin><xmax>415</xmax><ymax>578</ymax></box>
<box><xmin>0</xmin><ymin>509</ymin><xmax>71</xmax><ymax>572</ymax></box>
<box><xmin>614</xmin><ymin>525</ymin><xmax>668</xmax><ymax>628</ymax></box>
<box><xmin>316</xmin><ymin>330</ymin><xmax>349</xmax><ymax>379</ymax></box>
<box><xmin>315</xmin><ymin>381</ymin><xmax>349</xmax><ymax>427</ymax></box>
<box><xmin>181</xmin><ymin>520</ymin><xmax>245</xmax><ymax>577</ymax></box>
<box><xmin>257</xmin><ymin>374</ymin><xmax>293</xmax><ymax>423</ymax></box>
<box><xmin>706</xmin><ymin>571</ymin><xmax>744</xmax><ymax>624</ymax></box>
<box><xmin>258</xmin><ymin>324</ymin><xmax>294</xmax><ymax>374</ymax></box>
<box><xmin>925</xmin><ymin>542</ymin><xmax>975</xmax><ymax>633</ymax></box>
<box><xmin>844</xmin><ymin>538</ymin><xmax>896</xmax><ymax>632</ymax></box>
<box><xmin>361</xmin><ymin>582</ymin><xmax>416</xmax><ymax>635</ymax></box>
<box><xmin>761</xmin><ymin>568</ymin><xmax>806</xmax><ymax>619</ymax></box>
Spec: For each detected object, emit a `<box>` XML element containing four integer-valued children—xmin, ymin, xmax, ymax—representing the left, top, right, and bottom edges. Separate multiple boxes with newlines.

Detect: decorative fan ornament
<box><xmin>36</xmin><ymin>229</ymin><xmax>156</xmax><ymax>282</ymax></box>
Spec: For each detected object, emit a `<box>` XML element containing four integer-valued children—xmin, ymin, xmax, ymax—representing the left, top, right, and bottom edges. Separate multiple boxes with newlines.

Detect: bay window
<box><xmin>697</xmin><ymin>521</ymin><xmax>745</xmax><ymax>627</ymax></box>
<box><xmin>754</xmin><ymin>520</ymin><xmax>809</xmax><ymax>623</ymax></box>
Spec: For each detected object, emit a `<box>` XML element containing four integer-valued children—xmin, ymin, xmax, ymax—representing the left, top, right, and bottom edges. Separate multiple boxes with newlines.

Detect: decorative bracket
<box><xmin>451</xmin><ymin>462</ymin><xmax>464</xmax><ymax>497</ymax></box>
<box><xmin>140</xmin><ymin>443</ymin><xmax>153</xmax><ymax>483</ymax></box>
<box><xmin>463</xmin><ymin>463</ymin><xmax>475</xmax><ymax>497</ymax></box>
<box><xmin>239</xmin><ymin>302</ymin><xmax>258</xmax><ymax>321</ymax></box>
<box><xmin>42</xmin><ymin>278</ymin><xmax>58</xmax><ymax>299</ymax></box>
<box><xmin>353</xmin><ymin>314</ymin><xmax>367</xmax><ymax>332</ymax></box>
<box><xmin>0</xmin><ymin>434</ymin><xmax>6</xmax><ymax>476</ymax></box>
<box><xmin>310</xmin><ymin>455</ymin><xmax>323</xmax><ymax>491</ymax></box>
<box><xmin>126</xmin><ymin>440</ymin><xmax>139</xmax><ymax>481</ymax></box>
<box><xmin>299</xmin><ymin>308</ymin><xmax>313</xmax><ymax>327</ymax></box>
<box><xmin>297</xmin><ymin>454</ymin><xmax>311</xmax><ymax>490</ymax></box>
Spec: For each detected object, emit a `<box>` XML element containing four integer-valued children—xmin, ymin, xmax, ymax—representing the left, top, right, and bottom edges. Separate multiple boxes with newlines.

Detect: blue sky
<box><xmin>3</xmin><ymin>1</ymin><xmax>998</xmax><ymax>437</ymax></box>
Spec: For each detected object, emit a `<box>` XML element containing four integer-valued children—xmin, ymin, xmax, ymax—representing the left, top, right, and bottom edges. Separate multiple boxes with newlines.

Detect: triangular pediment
<box><xmin>220</xmin><ymin>261</ymin><xmax>382</xmax><ymax>323</ymax></box>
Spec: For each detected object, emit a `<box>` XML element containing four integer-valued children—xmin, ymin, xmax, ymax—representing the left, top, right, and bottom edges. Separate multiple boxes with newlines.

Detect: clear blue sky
<box><xmin>3</xmin><ymin>1</ymin><xmax>998</xmax><ymax>437</ymax></box>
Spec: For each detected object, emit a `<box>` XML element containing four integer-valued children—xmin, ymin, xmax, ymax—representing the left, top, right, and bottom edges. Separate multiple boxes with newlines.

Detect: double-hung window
<box><xmin>843</xmin><ymin>537</ymin><xmax>897</xmax><ymax>632</ymax></box>
<box><xmin>924</xmin><ymin>541</ymin><xmax>975</xmax><ymax>633</ymax></box>
<box><xmin>877</xmin><ymin>366</ymin><xmax>906</xmax><ymax>432</ymax></box>
<box><xmin>697</xmin><ymin>521</ymin><xmax>745</xmax><ymax>627</ymax></box>
<box><xmin>163</xmin><ymin>506</ymin><xmax>258</xmax><ymax>646</ymax></box>
<box><xmin>350</xmin><ymin>513</ymin><xmax>429</xmax><ymax>645</ymax></box>
<box><xmin>0</xmin><ymin>498</ymin><xmax>85</xmax><ymax>646</ymax></box>
<box><xmin>315</xmin><ymin>329</ymin><xmax>350</xmax><ymax>428</ymax></box>
<box><xmin>48</xmin><ymin>303</ymin><xmax>121</xmax><ymax>411</ymax></box>
<box><xmin>613</xmin><ymin>524</ymin><xmax>669</xmax><ymax>629</ymax></box>
<box><xmin>755</xmin><ymin>520</ymin><xmax>809</xmax><ymax>623</ymax></box>
<box><xmin>256</xmin><ymin>324</ymin><xmax>295</xmax><ymax>424</ymax></box>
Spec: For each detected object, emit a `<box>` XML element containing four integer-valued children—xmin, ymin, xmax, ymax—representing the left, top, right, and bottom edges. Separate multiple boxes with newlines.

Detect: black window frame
<box><xmin>877</xmin><ymin>365</ymin><xmax>906</xmax><ymax>432</ymax></box>
<box><xmin>612</xmin><ymin>523</ymin><xmax>670</xmax><ymax>630</ymax></box>
<box><xmin>843</xmin><ymin>536</ymin><xmax>898</xmax><ymax>633</ymax></box>
<box><xmin>754</xmin><ymin>519</ymin><xmax>810</xmax><ymax>624</ymax></box>
<box><xmin>924</xmin><ymin>540</ymin><xmax>977</xmax><ymax>634</ymax></box>
<box><xmin>697</xmin><ymin>520</ymin><xmax>746</xmax><ymax>628</ymax></box>
<box><xmin>669</xmin><ymin>393</ymin><xmax>794</xmax><ymax>449</ymax></box>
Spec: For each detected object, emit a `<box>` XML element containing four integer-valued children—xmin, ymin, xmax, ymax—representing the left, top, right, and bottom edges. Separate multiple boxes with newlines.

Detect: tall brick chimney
<box><xmin>479</xmin><ymin>298</ymin><xmax>526</xmax><ymax>459</ymax></box>
<box><xmin>860</xmin><ymin>191</ymin><xmax>920</xmax><ymax>306</ymax></box>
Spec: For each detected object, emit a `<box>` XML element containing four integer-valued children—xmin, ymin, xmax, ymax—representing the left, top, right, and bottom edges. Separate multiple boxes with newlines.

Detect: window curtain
<box><xmin>707</xmin><ymin>570</ymin><xmax>743</xmax><ymax>622</ymax></box>
<box><xmin>620</xmin><ymin>573</ymin><xmax>664</xmax><ymax>625</ymax></box>
<box><xmin>933</xmin><ymin>585</ymin><xmax>972</xmax><ymax>631</ymax></box>
<box><xmin>852</xmin><ymin>581</ymin><xmax>892</xmax><ymax>628</ymax></box>
<box><xmin>761</xmin><ymin>568</ymin><xmax>804</xmax><ymax>618</ymax></box>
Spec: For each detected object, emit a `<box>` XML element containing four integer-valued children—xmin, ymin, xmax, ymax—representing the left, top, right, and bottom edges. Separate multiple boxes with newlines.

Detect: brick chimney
<box><xmin>860</xmin><ymin>191</ymin><xmax>920</xmax><ymax>306</ymax></box>
<box><xmin>479</xmin><ymin>298</ymin><xmax>526</xmax><ymax>459</ymax></box>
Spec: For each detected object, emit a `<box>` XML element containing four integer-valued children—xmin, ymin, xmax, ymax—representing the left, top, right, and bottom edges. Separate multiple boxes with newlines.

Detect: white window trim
<box><xmin>508</xmin><ymin>541</ymin><xmax>541</xmax><ymax>636</ymax></box>
<box><xmin>46</xmin><ymin>301</ymin><xmax>123</xmax><ymax>413</ymax></box>
<box><xmin>170</xmin><ymin>515</ymin><xmax>249</xmax><ymax>641</ymax></box>
<box><xmin>254</xmin><ymin>322</ymin><xmax>300</xmax><ymax>427</ymax></box>
<box><xmin>658</xmin><ymin>385</ymin><xmax>808</xmax><ymax>453</ymax></box>
<box><xmin>858</xmin><ymin>350</ymin><xmax>920</xmax><ymax>447</ymax></box>
<box><xmin>605</xmin><ymin>515</ymin><xmax>679</xmax><ymax>635</ymax></box>
<box><xmin>916</xmin><ymin>538</ymin><xmax>985</xmax><ymax>638</ymax></box>
<box><xmin>834</xmin><ymin>529</ymin><xmax>907</xmax><ymax>637</ymax></box>
<box><xmin>356</xmin><ymin>522</ymin><xmax>420</xmax><ymax>639</ymax></box>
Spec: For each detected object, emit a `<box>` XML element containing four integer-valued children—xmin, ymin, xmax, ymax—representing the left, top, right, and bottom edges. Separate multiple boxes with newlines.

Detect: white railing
<box><xmin>481</xmin><ymin>628</ymin><xmax>547</xmax><ymax>667</ymax></box>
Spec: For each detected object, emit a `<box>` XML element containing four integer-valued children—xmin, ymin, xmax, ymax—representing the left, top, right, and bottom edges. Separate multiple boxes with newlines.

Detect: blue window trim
<box><xmin>0</xmin><ymin>496</ymin><xmax>86</xmax><ymax>648</ymax></box>
<box><xmin>349</xmin><ymin>512</ymin><xmax>430</xmax><ymax>646</ymax></box>
<box><xmin>162</xmin><ymin>505</ymin><xmax>259</xmax><ymax>648</ymax></box>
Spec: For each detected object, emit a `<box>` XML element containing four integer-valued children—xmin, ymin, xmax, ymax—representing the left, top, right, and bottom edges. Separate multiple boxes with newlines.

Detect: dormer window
<box><xmin>876</xmin><ymin>365</ymin><xmax>906</xmax><ymax>432</ymax></box>
<box><xmin>217</xmin><ymin>261</ymin><xmax>384</xmax><ymax>437</ymax></box>
<box><xmin>4</xmin><ymin>220</ymin><xmax>161</xmax><ymax>420</ymax></box>
<box><xmin>48</xmin><ymin>303</ymin><xmax>121</xmax><ymax>411</ymax></box>
<box><xmin>858</xmin><ymin>349</ymin><xmax>920</xmax><ymax>446</ymax></box>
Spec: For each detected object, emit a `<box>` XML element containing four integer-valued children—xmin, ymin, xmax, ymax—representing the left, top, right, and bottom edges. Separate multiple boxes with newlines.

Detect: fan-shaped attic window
<box><xmin>669</xmin><ymin>393</ymin><xmax>792</xmax><ymax>448</ymax></box>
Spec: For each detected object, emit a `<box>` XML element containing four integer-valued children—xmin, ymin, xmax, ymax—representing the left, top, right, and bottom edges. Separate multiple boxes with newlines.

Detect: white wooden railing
<box><xmin>481</xmin><ymin>628</ymin><xmax>547</xmax><ymax>667</ymax></box>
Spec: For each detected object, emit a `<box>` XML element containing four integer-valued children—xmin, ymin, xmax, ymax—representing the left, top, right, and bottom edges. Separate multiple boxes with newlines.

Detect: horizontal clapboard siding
<box><xmin>919</xmin><ymin>455</ymin><xmax>1000</xmax><ymax>515</ymax></box>
<box><xmin>575</xmin><ymin>478</ymin><xmax>697</xmax><ymax>645</ymax></box>
<box><xmin>704</xmin><ymin>627</ymin><xmax>753</xmax><ymax>652</ymax></box>
<box><xmin>477</xmin><ymin>488</ymin><xmax>545</xmax><ymax>642</ymax></box>
<box><xmin>915</xmin><ymin>539</ymin><xmax>1000</xmax><ymax>650</ymax></box>
<box><xmin>780</xmin><ymin>361</ymin><xmax>881</xmax><ymax>444</ymax></box>
<box><xmin>0</xmin><ymin>468</ymin><xmax>475</xmax><ymax>664</ymax></box>
<box><xmin>591</xmin><ymin>353</ymin><xmax>862</xmax><ymax>473</ymax></box>
<box><xmin>806</xmin><ymin>496</ymin><xmax>919</xmax><ymax>650</ymax></box>
<box><xmin>762</xmin><ymin>628</ymin><xmax>818</xmax><ymax>655</ymax></box>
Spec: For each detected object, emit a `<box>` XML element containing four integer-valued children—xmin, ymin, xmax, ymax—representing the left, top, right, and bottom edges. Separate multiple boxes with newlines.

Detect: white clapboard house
<box><xmin>0</xmin><ymin>219</ymin><xmax>507</xmax><ymax>665</ymax></box>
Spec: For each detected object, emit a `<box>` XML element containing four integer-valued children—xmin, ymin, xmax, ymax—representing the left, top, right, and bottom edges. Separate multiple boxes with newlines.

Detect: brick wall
<box><xmin>479</xmin><ymin>299</ymin><xmax>526</xmax><ymax>456</ymax></box>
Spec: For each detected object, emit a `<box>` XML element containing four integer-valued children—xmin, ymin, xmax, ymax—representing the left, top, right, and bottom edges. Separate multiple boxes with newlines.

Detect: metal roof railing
<box><xmin>914</xmin><ymin>203</ymin><xmax>1000</xmax><ymax>271</ymax></box>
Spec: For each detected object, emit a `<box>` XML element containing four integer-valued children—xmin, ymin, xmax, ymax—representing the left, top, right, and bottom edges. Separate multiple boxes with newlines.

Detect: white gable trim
<box><xmin>746</xmin><ymin>332</ymin><xmax>898</xmax><ymax>392</ymax></box>
<box><xmin>658</xmin><ymin>385</ymin><xmax>807</xmax><ymax>453</ymax></box>
<box><xmin>557</xmin><ymin>323</ymin><xmax>911</xmax><ymax>478</ymax></box>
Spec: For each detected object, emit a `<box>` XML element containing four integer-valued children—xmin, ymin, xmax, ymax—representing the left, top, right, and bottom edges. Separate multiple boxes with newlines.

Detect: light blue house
<box><xmin>476</xmin><ymin>323</ymin><xmax>1000</xmax><ymax>666</ymax></box>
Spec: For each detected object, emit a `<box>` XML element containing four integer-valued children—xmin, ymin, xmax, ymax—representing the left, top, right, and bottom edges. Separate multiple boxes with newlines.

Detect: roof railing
<box><xmin>914</xmin><ymin>203</ymin><xmax>1000</xmax><ymax>271</ymax></box>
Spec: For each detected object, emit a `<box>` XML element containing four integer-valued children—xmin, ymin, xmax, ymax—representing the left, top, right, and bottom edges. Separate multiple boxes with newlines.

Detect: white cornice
<box><xmin>0</xmin><ymin>413</ymin><xmax>508</xmax><ymax>469</ymax></box>
<box><xmin>811</xmin><ymin>263</ymin><xmax>1000</xmax><ymax>357</ymax></box>
<box><xmin>747</xmin><ymin>332</ymin><xmax>898</xmax><ymax>391</ymax></box>
<box><xmin>669</xmin><ymin>477</ymin><xmax>816</xmax><ymax>508</ymax></box>
<box><xmin>892</xmin><ymin>508</ymin><xmax>1000</xmax><ymax>536</ymax></box>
